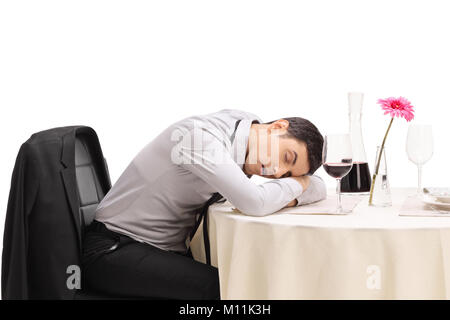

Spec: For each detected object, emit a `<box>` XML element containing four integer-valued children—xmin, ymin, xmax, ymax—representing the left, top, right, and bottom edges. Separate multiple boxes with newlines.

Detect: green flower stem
<box><xmin>368</xmin><ymin>117</ymin><xmax>394</xmax><ymax>205</ymax></box>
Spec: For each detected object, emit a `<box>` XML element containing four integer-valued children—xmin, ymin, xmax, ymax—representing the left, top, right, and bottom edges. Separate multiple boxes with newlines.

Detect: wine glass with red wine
<box><xmin>323</xmin><ymin>134</ymin><xmax>353</xmax><ymax>214</ymax></box>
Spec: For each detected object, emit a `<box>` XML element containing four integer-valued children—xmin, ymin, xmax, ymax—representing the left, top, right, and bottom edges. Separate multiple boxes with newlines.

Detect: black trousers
<box><xmin>81</xmin><ymin>220</ymin><xmax>220</xmax><ymax>300</ymax></box>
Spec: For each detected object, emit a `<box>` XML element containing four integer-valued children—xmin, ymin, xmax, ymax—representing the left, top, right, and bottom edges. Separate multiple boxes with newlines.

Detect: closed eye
<box><xmin>285</xmin><ymin>151</ymin><xmax>297</xmax><ymax>165</ymax></box>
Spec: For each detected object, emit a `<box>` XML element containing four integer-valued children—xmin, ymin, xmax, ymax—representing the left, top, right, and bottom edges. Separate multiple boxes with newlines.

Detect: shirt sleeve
<box><xmin>295</xmin><ymin>174</ymin><xmax>327</xmax><ymax>206</ymax></box>
<box><xmin>177</xmin><ymin>128</ymin><xmax>304</xmax><ymax>216</ymax></box>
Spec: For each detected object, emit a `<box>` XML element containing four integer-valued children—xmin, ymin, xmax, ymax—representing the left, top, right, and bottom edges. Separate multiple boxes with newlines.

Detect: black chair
<box><xmin>74</xmin><ymin>131</ymin><xmax>110</xmax><ymax>236</ymax></box>
<box><xmin>71</xmin><ymin>131</ymin><xmax>115</xmax><ymax>299</ymax></box>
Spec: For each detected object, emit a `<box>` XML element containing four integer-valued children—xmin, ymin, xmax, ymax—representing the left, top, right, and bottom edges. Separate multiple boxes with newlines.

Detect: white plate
<box><xmin>421</xmin><ymin>194</ymin><xmax>450</xmax><ymax>211</ymax></box>
<box><xmin>424</xmin><ymin>188</ymin><xmax>450</xmax><ymax>204</ymax></box>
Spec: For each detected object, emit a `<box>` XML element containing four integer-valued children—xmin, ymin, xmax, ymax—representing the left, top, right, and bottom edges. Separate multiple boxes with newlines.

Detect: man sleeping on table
<box><xmin>82</xmin><ymin>109</ymin><xmax>326</xmax><ymax>299</ymax></box>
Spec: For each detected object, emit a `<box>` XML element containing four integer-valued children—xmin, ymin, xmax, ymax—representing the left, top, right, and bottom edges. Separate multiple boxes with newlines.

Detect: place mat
<box><xmin>399</xmin><ymin>195</ymin><xmax>450</xmax><ymax>217</ymax></box>
<box><xmin>232</xmin><ymin>194</ymin><xmax>363</xmax><ymax>215</ymax></box>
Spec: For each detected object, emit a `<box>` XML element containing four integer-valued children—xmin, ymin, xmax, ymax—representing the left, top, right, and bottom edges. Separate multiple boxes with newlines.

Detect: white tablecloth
<box><xmin>190</xmin><ymin>188</ymin><xmax>450</xmax><ymax>299</ymax></box>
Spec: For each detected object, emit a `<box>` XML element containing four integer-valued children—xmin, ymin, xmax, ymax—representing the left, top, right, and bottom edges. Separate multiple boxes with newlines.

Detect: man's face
<box><xmin>244</xmin><ymin>119</ymin><xmax>310</xmax><ymax>178</ymax></box>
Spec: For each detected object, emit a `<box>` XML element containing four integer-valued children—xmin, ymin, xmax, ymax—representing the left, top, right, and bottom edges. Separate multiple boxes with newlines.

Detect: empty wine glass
<box><xmin>323</xmin><ymin>134</ymin><xmax>353</xmax><ymax>213</ymax></box>
<box><xmin>406</xmin><ymin>124</ymin><xmax>433</xmax><ymax>195</ymax></box>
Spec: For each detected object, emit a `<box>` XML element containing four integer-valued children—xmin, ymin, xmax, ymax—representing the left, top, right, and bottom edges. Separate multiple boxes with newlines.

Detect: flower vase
<box><xmin>369</xmin><ymin>146</ymin><xmax>392</xmax><ymax>207</ymax></box>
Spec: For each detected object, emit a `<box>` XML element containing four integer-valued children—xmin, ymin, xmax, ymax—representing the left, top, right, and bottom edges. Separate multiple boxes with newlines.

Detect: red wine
<box><xmin>341</xmin><ymin>162</ymin><xmax>372</xmax><ymax>193</ymax></box>
<box><xmin>323</xmin><ymin>163</ymin><xmax>352</xmax><ymax>179</ymax></box>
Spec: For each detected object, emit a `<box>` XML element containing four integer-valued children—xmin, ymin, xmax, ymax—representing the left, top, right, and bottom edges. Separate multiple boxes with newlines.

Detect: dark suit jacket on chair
<box><xmin>2</xmin><ymin>126</ymin><xmax>111</xmax><ymax>299</ymax></box>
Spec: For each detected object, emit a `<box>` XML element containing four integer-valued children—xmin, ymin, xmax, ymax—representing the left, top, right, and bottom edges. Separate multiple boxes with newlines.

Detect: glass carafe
<box><xmin>341</xmin><ymin>92</ymin><xmax>372</xmax><ymax>194</ymax></box>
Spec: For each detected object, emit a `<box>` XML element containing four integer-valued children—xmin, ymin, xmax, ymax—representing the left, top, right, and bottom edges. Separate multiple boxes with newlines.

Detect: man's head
<box><xmin>244</xmin><ymin>117</ymin><xmax>323</xmax><ymax>178</ymax></box>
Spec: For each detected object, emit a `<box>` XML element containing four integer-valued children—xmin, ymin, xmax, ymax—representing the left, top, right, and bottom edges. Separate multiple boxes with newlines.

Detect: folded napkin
<box><xmin>278</xmin><ymin>194</ymin><xmax>363</xmax><ymax>215</ymax></box>
<box><xmin>232</xmin><ymin>194</ymin><xmax>363</xmax><ymax>215</ymax></box>
<box><xmin>399</xmin><ymin>195</ymin><xmax>450</xmax><ymax>217</ymax></box>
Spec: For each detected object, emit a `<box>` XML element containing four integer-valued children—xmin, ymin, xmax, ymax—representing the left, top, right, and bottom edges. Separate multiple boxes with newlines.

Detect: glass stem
<box><xmin>336</xmin><ymin>178</ymin><xmax>342</xmax><ymax>213</ymax></box>
<box><xmin>417</xmin><ymin>164</ymin><xmax>422</xmax><ymax>195</ymax></box>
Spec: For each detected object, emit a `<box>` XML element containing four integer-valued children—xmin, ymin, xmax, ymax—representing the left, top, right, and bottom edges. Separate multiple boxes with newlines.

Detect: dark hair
<box><xmin>266</xmin><ymin>117</ymin><xmax>324</xmax><ymax>175</ymax></box>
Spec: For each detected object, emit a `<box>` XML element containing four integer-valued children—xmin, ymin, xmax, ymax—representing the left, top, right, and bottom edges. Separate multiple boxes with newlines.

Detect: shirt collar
<box><xmin>232</xmin><ymin>117</ymin><xmax>260</xmax><ymax>168</ymax></box>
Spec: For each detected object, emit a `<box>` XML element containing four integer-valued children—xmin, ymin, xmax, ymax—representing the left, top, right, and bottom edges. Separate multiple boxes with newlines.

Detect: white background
<box><xmin>1</xmin><ymin>1</ymin><xmax>449</xmax><ymax>253</ymax></box>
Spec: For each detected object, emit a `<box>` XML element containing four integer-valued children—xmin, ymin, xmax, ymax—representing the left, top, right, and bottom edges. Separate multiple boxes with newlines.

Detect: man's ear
<box><xmin>268</xmin><ymin>119</ymin><xmax>289</xmax><ymax>134</ymax></box>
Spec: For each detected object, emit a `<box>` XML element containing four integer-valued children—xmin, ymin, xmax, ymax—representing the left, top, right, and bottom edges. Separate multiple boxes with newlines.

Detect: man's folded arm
<box><xmin>177</xmin><ymin>130</ymin><xmax>304</xmax><ymax>216</ymax></box>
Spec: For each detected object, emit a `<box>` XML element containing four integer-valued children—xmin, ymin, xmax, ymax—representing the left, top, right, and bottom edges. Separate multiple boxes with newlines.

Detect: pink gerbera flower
<box><xmin>377</xmin><ymin>96</ymin><xmax>415</xmax><ymax>122</ymax></box>
<box><xmin>369</xmin><ymin>95</ymin><xmax>415</xmax><ymax>205</ymax></box>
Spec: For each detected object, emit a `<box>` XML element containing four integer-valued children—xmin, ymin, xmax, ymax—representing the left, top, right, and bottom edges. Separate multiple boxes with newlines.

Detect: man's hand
<box><xmin>285</xmin><ymin>176</ymin><xmax>311</xmax><ymax>207</ymax></box>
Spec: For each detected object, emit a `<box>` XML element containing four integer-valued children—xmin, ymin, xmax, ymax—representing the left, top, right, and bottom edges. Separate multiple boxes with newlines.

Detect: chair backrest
<box><xmin>74</xmin><ymin>132</ymin><xmax>110</xmax><ymax>233</ymax></box>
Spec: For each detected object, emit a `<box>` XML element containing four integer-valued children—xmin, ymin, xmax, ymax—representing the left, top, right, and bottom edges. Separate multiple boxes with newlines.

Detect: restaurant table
<box><xmin>190</xmin><ymin>188</ymin><xmax>450</xmax><ymax>299</ymax></box>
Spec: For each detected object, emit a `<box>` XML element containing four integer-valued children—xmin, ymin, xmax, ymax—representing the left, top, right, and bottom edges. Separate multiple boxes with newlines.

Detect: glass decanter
<box><xmin>341</xmin><ymin>92</ymin><xmax>372</xmax><ymax>194</ymax></box>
